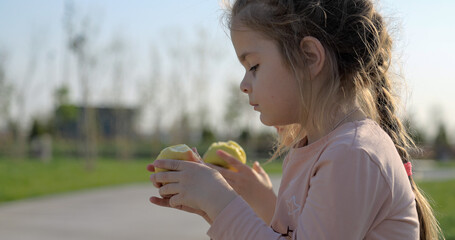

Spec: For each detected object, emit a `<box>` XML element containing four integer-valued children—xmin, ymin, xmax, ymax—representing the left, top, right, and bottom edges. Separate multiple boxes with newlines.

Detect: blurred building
<box><xmin>54</xmin><ymin>105</ymin><xmax>137</xmax><ymax>140</ymax></box>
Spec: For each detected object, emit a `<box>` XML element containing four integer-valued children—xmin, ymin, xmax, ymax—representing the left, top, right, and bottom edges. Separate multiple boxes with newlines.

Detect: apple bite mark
<box><xmin>154</xmin><ymin>144</ymin><xmax>193</xmax><ymax>173</ymax></box>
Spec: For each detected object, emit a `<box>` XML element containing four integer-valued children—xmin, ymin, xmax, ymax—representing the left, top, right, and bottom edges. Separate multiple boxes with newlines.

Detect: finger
<box><xmin>191</xmin><ymin>147</ymin><xmax>203</xmax><ymax>160</ymax></box>
<box><xmin>216</xmin><ymin>150</ymin><xmax>246</xmax><ymax>169</ymax></box>
<box><xmin>188</xmin><ymin>149</ymin><xmax>204</xmax><ymax>163</ymax></box>
<box><xmin>153</xmin><ymin>159</ymin><xmax>188</xmax><ymax>171</ymax></box>
<box><xmin>192</xmin><ymin>147</ymin><xmax>199</xmax><ymax>155</ymax></box>
<box><xmin>146</xmin><ymin>164</ymin><xmax>155</xmax><ymax>172</ymax></box>
<box><xmin>207</xmin><ymin>163</ymin><xmax>236</xmax><ymax>180</ymax></box>
<box><xmin>151</xmin><ymin>179</ymin><xmax>162</xmax><ymax>188</ymax></box>
<box><xmin>149</xmin><ymin>196</ymin><xmax>171</xmax><ymax>207</ymax></box>
<box><xmin>159</xmin><ymin>183</ymin><xmax>180</xmax><ymax>197</ymax></box>
<box><xmin>252</xmin><ymin>161</ymin><xmax>267</xmax><ymax>176</ymax></box>
<box><xmin>150</xmin><ymin>171</ymin><xmax>180</xmax><ymax>184</ymax></box>
<box><xmin>207</xmin><ymin>163</ymin><xmax>229</xmax><ymax>174</ymax></box>
<box><xmin>168</xmin><ymin>194</ymin><xmax>185</xmax><ymax>208</ymax></box>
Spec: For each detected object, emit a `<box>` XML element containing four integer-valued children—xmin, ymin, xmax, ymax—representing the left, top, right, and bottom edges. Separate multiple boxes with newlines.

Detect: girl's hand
<box><xmin>147</xmin><ymin>148</ymin><xmax>214</xmax><ymax>223</ymax></box>
<box><xmin>146</xmin><ymin>147</ymin><xmax>203</xmax><ymax>189</ymax></box>
<box><xmin>148</xmin><ymin>151</ymin><xmax>238</xmax><ymax>223</ymax></box>
<box><xmin>209</xmin><ymin>150</ymin><xmax>277</xmax><ymax>224</ymax></box>
<box><xmin>149</xmin><ymin>194</ymin><xmax>213</xmax><ymax>224</ymax></box>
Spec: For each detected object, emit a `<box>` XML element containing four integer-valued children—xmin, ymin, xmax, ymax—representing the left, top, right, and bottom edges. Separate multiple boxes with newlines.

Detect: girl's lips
<box><xmin>250</xmin><ymin>103</ymin><xmax>259</xmax><ymax>110</ymax></box>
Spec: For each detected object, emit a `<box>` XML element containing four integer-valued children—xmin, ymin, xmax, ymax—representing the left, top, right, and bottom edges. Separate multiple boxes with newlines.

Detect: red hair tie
<box><xmin>404</xmin><ymin>162</ymin><xmax>412</xmax><ymax>177</ymax></box>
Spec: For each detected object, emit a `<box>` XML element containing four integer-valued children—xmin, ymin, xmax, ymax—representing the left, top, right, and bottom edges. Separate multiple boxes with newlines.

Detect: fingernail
<box><xmin>146</xmin><ymin>164</ymin><xmax>154</xmax><ymax>171</ymax></box>
<box><xmin>193</xmin><ymin>147</ymin><xmax>199</xmax><ymax>155</ymax></box>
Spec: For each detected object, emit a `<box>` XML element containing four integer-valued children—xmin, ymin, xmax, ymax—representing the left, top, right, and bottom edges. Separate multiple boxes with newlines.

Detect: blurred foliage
<box><xmin>403</xmin><ymin>117</ymin><xmax>427</xmax><ymax>146</ymax></box>
<box><xmin>201</xmin><ymin>127</ymin><xmax>216</xmax><ymax>145</ymax></box>
<box><xmin>434</xmin><ymin>122</ymin><xmax>450</xmax><ymax>147</ymax></box>
<box><xmin>54</xmin><ymin>85</ymin><xmax>70</xmax><ymax>106</ymax></box>
<box><xmin>433</xmin><ymin>122</ymin><xmax>452</xmax><ymax>161</ymax></box>
<box><xmin>56</xmin><ymin>104</ymin><xmax>79</xmax><ymax>121</ymax></box>
<box><xmin>28</xmin><ymin>119</ymin><xmax>49</xmax><ymax>140</ymax></box>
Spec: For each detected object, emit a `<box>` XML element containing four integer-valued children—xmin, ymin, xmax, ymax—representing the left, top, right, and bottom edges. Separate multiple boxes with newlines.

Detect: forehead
<box><xmin>231</xmin><ymin>26</ymin><xmax>261</xmax><ymax>47</ymax></box>
<box><xmin>231</xmin><ymin>27</ymin><xmax>273</xmax><ymax>60</ymax></box>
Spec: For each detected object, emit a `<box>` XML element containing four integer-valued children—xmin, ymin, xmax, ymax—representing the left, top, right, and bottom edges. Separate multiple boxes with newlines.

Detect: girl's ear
<box><xmin>299</xmin><ymin>36</ymin><xmax>326</xmax><ymax>79</ymax></box>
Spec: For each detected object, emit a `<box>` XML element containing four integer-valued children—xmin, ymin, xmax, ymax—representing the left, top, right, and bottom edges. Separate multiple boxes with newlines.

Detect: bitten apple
<box><xmin>203</xmin><ymin>141</ymin><xmax>246</xmax><ymax>170</ymax></box>
<box><xmin>154</xmin><ymin>144</ymin><xmax>193</xmax><ymax>173</ymax></box>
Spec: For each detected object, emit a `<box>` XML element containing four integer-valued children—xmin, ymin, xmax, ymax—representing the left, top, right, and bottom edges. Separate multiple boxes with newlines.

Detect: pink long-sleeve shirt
<box><xmin>207</xmin><ymin>119</ymin><xmax>419</xmax><ymax>239</ymax></box>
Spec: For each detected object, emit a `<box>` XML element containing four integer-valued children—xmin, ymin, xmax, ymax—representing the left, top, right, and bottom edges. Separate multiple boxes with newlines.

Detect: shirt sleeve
<box><xmin>207</xmin><ymin>196</ymin><xmax>287</xmax><ymax>240</ymax></box>
<box><xmin>294</xmin><ymin>146</ymin><xmax>391</xmax><ymax>239</ymax></box>
<box><xmin>207</xmin><ymin>146</ymin><xmax>391</xmax><ymax>240</ymax></box>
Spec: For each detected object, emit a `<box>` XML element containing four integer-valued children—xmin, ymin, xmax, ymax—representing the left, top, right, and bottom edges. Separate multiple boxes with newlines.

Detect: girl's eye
<box><xmin>249</xmin><ymin>64</ymin><xmax>259</xmax><ymax>73</ymax></box>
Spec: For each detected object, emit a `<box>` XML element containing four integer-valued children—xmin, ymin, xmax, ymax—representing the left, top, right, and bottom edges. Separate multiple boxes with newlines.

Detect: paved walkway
<box><xmin>0</xmin><ymin>161</ymin><xmax>453</xmax><ymax>240</ymax></box>
<box><xmin>0</xmin><ymin>177</ymin><xmax>282</xmax><ymax>240</ymax></box>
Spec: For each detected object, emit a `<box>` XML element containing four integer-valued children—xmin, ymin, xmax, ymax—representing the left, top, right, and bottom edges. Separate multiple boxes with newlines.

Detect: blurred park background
<box><xmin>0</xmin><ymin>0</ymin><xmax>454</xmax><ymax>239</ymax></box>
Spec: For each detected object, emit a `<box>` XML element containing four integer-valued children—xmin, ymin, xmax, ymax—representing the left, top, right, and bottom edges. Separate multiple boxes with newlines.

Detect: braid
<box><xmin>374</xmin><ymin>65</ymin><xmax>444</xmax><ymax>240</ymax></box>
<box><xmin>370</xmin><ymin>11</ymin><xmax>443</xmax><ymax>240</ymax></box>
<box><xmin>362</xmin><ymin>11</ymin><xmax>415</xmax><ymax>164</ymax></box>
<box><xmin>374</xmin><ymin>75</ymin><xmax>413</xmax><ymax>164</ymax></box>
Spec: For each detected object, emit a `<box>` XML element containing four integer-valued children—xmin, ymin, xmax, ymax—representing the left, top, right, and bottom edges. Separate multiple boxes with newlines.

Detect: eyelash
<box><xmin>249</xmin><ymin>64</ymin><xmax>259</xmax><ymax>73</ymax></box>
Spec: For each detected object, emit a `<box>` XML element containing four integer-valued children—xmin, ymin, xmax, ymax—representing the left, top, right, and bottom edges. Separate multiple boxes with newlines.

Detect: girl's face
<box><xmin>231</xmin><ymin>27</ymin><xmax>301</xmax><ymax>126</ymax></box>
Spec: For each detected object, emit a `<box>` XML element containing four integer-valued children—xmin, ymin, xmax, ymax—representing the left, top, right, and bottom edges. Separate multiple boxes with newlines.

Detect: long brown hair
<box><xmin>224</xmin><ymin>0</ymin><xmax>443</xmax><ymax>239</ymax></box>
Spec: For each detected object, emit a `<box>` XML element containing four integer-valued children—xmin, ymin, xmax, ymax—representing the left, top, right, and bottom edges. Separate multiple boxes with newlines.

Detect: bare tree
<box><xmin>139</xmin><ymin>27</ymin><xmax>226</xmax><ymax>146</ymax></box>
<box><xmin>223</xmin><ymin>80</ymin><xmax>250</xmax><ymax>138</ymax></box>
<box><xmin>0</xmin><ymin>50</ymin><xmax>12</xmax><ymax>129</ymax></box>
<box><xmin>149</xmin><ymin>46</ymin><xmax>163</xmax><ymax>145</ymax></box>
<box><xmin>10</xmin><ymin>30</ymin><xmax>45</xmax><ymax>159</ymax></box>
<box><xmin>65</xmin><ymin>1</ymin><xmax>101</xmax><ymax>169</ymax></box>
<box><xmin>192</xmin><ymin>29</ymin><xmax>210</xmax><ymax>131</ymax></box>
<box><xmin>164</xmin><ymin>29</ymin><xmax>192</xmax><ymax>144</ymax></box>
<box><xmin>107</xmin><ymin>34</ymin><xmax>132</xmax><ymax>160</ymax></box>
<box><xmin>62</xmin><ymin>0</ymin><xmax>74</xmax><ymax>88</ymax></box>
<box><xmin>190</xmin><ymin>28</ymin><xmax>224</xmax><ymax>143</ymax></box>
<box><xmin>138</xmin><ymin>44</ymin><xmax>165</xmax><ymax>155</ymax></box>
<box><xmin>0</xmin><ymin>49</ymin><xmax>15</xmax><ymax>157</ymax></box>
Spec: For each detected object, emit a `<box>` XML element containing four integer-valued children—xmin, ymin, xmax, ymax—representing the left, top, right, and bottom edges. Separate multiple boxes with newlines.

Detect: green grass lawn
<box><xmin>0</xmin><ymin>158</ymin><xmax>151</xmax><ymax>202</ymax></box>
<box><xmin>0</xmin><ymin>157</ymin><xmax>282</xmax><ymax>202</ymax></box>
<box><xmin>418</xmin><ymin>180</ymin><xmax>455</xmax><ymax>240</ymax></box>
<box><xmin>0</xmin><ymin>158</ymin><xmax>453</xmax><ymax>239</ymax></box>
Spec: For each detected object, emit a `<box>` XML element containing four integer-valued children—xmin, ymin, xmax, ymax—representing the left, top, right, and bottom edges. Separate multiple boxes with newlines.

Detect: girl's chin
<box><xmin>259</xmin><ymin>113</ymin><xmax>298</xmax><ymax>126</ymax></box>
<box><xmin>259</xmin><ymin>114</ymin><xmax>275</xmax><ymax>127</ymax></box>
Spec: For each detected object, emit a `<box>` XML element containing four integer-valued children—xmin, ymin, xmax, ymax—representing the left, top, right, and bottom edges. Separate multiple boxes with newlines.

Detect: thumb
<box><xmin>191</xmin><ymin>147</ymin><xmax>201</xmax><ymax>158</ymax></box>
<box><xmin>187</xmin><ymin>149</ymin><xmax>203</xmax><ymax>163</ymax></box>
<box><xmin>252</xmin><ymin>161</ymin><xmax>267</xmax><ymax>176</ymax></box>
<box><xmin>216</xmin><ymin>150</ymin><xmax>243</xmax><ymax>166</ymax></box>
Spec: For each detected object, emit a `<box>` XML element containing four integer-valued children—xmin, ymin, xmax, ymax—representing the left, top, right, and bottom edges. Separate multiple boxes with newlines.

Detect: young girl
<box><xmin>148</xmin><ymin>0</ymin><xmax>443</xmax><ymax>239</ymax></box>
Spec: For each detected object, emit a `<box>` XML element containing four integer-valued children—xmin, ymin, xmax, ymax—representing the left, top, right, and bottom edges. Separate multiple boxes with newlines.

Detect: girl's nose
<box><xmin>240</xmin><ymin>75</ymin><xmax>251</xmax><ymax>94</ymax></box>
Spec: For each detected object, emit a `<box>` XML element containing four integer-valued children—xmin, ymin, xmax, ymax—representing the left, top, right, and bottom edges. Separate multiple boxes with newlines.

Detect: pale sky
<box><xmin>0</xmin><ymin>0</ymin><xmax>454</xmax><ymax>141</ymax></box>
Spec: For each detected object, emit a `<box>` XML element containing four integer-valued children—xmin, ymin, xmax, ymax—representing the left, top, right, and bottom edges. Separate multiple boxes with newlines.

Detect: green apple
<box><xmin>203</xmin><ymin>141</ymin><xmax>246</xmax><ymax>170</ymax></box>
<box><xmin>154</xmin><ymin>144</ymin><xmax>193</xmax><ymax>173</ymax></box>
